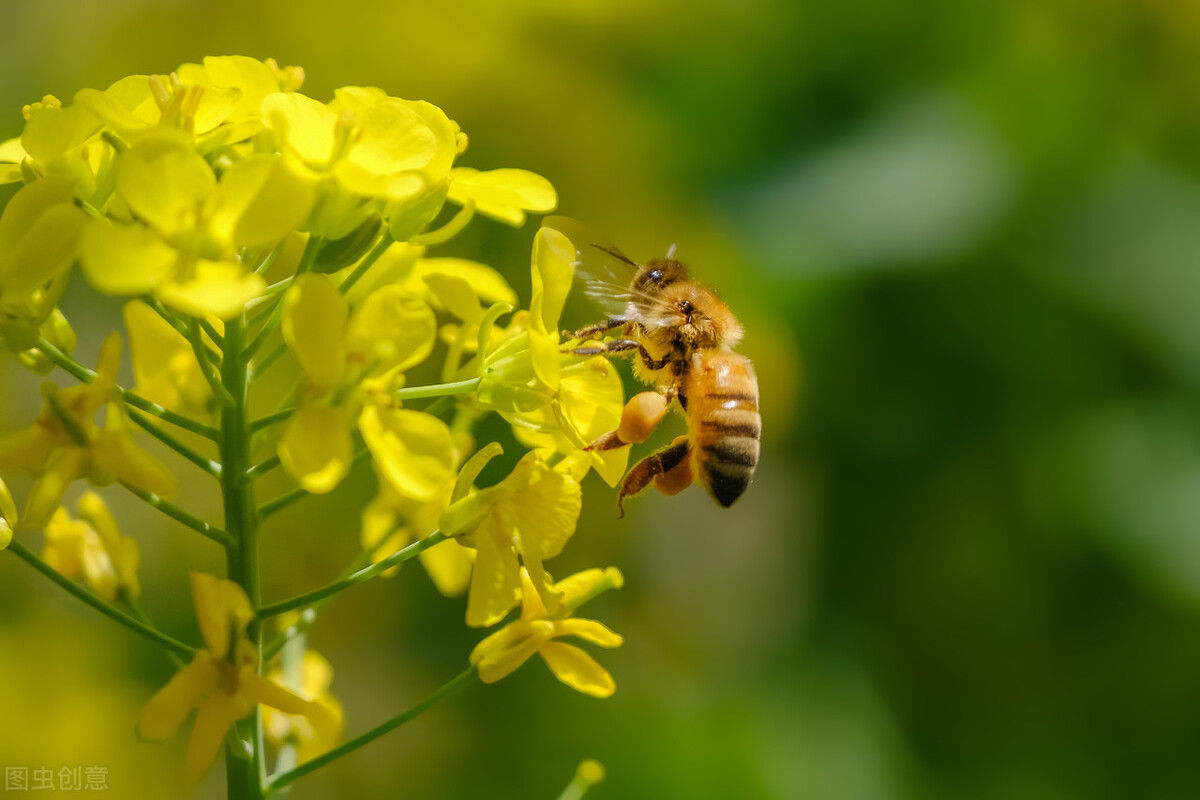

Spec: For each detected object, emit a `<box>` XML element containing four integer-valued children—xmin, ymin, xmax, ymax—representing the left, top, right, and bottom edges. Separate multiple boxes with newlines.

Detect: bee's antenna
<box><xmin>590</xmin><ymin>242</ymin><xmax>638</xmax><ymax>267</ymax></box>
<box><xmin>666</xmin><ymin>243</ymin><xmax>677</xmax><ymax>259</ymax></box>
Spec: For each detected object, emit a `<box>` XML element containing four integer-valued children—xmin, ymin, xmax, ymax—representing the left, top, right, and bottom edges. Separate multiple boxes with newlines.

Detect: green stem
<box><xmin>266</xmin><ymin>666</ymin><xmax>478</xmax><ymax>793</ymax></box>
<box><xmin>256</xmin><ymin>531</ymin><xmax>447</xmax><ymax>620</ymax></box>
<box><xmin>189</xmin><ymin>322</ymin><xmax>235</xmax><ymax>407</ymax></box>
<box><xmin>249</xmin><ymin>409</ymin><xmax>294</xmax><ymax>433</ymax></box>
<box><xmin>394</xmin><ymin>377</ymin><xmax>480</xmax><ymax>401</ymax></box>
<box><xmin>126</xmin><ymin>407</ymin><xmax>221</xmax><ymax>478</ymax></box>
<box><xmin>252</xmin><ymin>342</ymin><xmax>288</xmax><ymax>376</ymax></box>
<box><xmin>246</xmin><ymin>456</ymin><xmax>280</xmax><ymax>480</ymax></box>
<box><xmin>7</xmin><ymin>539</ymin><xmax>196</xmax><ymax>658</ymax></box>
<box><xmin>219</xmin><ymin>315</ymin><xmax>266</xmax><ymax>799</ymax></box>
<box><xmin>256</xmin><ymin>486</ymin><xmax>308</xmax><ymax>520</ymax></box>
<box><xmin>338</xmin><ymin>233</ymin><xmax>392</xmax><ymax>294</ymax></box>
<box><xmin>36</xmin><ymin>337</ymin><xmax>219</xmax><ymax>439</ymax></box>
<box><xmin>261</xmin><ymin>557</ymin><xmax>372</xmax><ymax>662</ymax></box>
<box><xmin>120</xmin><ymin>483</ymin><xmax>233</xmax><ymax>547</ymax></box>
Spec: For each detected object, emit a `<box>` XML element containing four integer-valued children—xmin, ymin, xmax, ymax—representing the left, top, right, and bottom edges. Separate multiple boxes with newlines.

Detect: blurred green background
<box><xmin>4</xmin><ymin>0</ymin><xmax>1200</xmax><ymax>797</ymax></box>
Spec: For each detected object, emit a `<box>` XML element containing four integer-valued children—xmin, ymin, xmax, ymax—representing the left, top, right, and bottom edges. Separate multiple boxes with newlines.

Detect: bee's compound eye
<box><xmin>649</xmin><ymin>269</ymin><xmax>664</xmax><ymax>283</ymax></box>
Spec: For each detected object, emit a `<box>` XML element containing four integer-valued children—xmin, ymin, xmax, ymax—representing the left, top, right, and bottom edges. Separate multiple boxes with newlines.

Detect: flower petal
<box><xmin>553</xmin><ymin>618</ymin><xmax>624</xmax><ymax>648</ymax></box>
<box><xmin>448</xmin><ymin>168</ymin><xmax>557</xmax><ymax>226</ymax></box>
<box><xmin>282</xmin><ymin>274</ymin><xmax>347</xmax><ymax>391</ymax></box>
<box><xmin>184</xmin><ymin>696</ymin><xmax>244</xmax><ymax>784</ymax></box>
<box><xmin>345</xmin><ymin>285</ymin><xmax>436</xmax><ymax>374</ymax></box>
<box><xmin>137</xmin><ymin>657</ymin><xmax>217</xmax><ymax>741</ymax></box>
<box><xmin>79</xmin><ymin>222</ymin><xmax>177</xmax><ymax>296</ymax></box>
<box><xmin>359</xmin><ymin>407</ymin><xmax>455</xmax><ymax>502</ymax></box>
<box><xmin>157</xmin><ymin>259</ymin><xmax>265</xmax><ymax>320</ymax></box>
<box><xmin>278</xmin><ymin>401</ymin><xmax>354</xmax><ymax>495</ymax></box>
<box><xmin>190</xmin><ymin>572</ymin><xmax>253</xmax><ymax>658</ymax></box>
<box><xmin>116</xmin><ymin>134</ymin><xmax>216</xmax><ymax>237</ymax></box>
<box><xmin>465</xmin><ymin>516</ymin><xmax>522</xmax><ymax>628</ymax></box>
<box><xmin>470</xmin><ymin>620</ymin><xmax>554</xmax><ymax>683</ymax></box>
<box><xmin>539</xmin><ymin>641</ymin><xmax>616</xmax><ymax>698</ymax></box>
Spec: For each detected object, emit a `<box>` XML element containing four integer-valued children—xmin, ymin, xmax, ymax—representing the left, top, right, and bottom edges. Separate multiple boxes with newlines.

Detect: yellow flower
<box><xmin>123</xmin><ymin>300</ymin><xmax>212</xmax><ymax>417</ymax></box>
<box><xmin>0</xmin><ymin>477</ymin><xmax>16</xmax><ymax>550</ymax></box>
<box><xmin>361</xmin><ymin>428</ymin><xmax>475</xmax><ymax>596</ymax></box>
<box><xmin>74</xmin><ymin>56</ymin><xmax>303</xmax><ymax>148</ymax></box>
<box><xmin>41</xmin><ymin>492</ymin><xmax>140</xmax><ymax>601</ymax></box>
<box><xmin>138</xmin><ymin>573</ymin><xmax>338</xmax><ymax>784</ymax></box>
<box><xmin>447</xmin><ymin>167</ymin><xmax>557</xmax><ymax>226</ymax></box>
<box><xmin>0</xmin><ymin>177</ymin><xmax>86</xmax><ymax>358</ymax></box>
<box><xmin>263</xmin><ymin>650</ymin><xmax>344</xmax><ymax>763</ymax></box>
<box><xmin>0</xmin><ymin>95</ymin><xmax>103</xmax><ymax>196</ymax></box>
<box><xmin>277</xmin><ymin>273</ymin><xmax>436</xmax><ymax>493</ymax></box>
<box><xmin>475</xmin><ymin>226</ymin><xmax>627</xmax><ymax>483</ymax></box>
<box><xmin>261</xmin><ymin>86</ymin><xmax>459</xmax><ymax>240</ymax></box>
<box><xmin>470</xmin><ymin>568</ymin><xmax>624</xmax><ymax>697</ymax></box>
<box><xmin>0</xmin><ymin>333</ymin><xmax>177</xmax><ymax>528</ymax></box>
<box><xmin>440</xmin><ymin>449</ymin><xmax>583</xmax><ymax>628</ymax></box>
<box><xmin>78</xmin><ymin>132</ymin><xmax>313</xmax><ymax>319</ymax></box>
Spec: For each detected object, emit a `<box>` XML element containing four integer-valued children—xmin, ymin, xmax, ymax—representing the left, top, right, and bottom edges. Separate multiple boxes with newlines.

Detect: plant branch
<box><xmin>256</xmin><ymin>531</ymin><xmax>447</xmax><ymax>620</ymax></box>
<box><xmin>7</xmin><ymin>539</ymin><xmax>196</xmax><ymax>658</ymax></box>
<box><xmin>36</xmin><ymin>337</ymin><xmax>219</xmax><ymax>439</ymax></box>
<box><xmin>266</xmin><ymin>666</ymin><xmax>478</xmax><ymax>793</ymax></box>
<box><xmin>338</xmin><ymin>233</ymin><xmax>392</xmax><ymax>294</ymax></box>
<box><xmin>126</xmin><ymin>407</ymin><xmax>221</xmax><ymax>478</ymax></box>
<box><xmin>120</xmin><ymin>482</ymin><xmax>233</xmax><ymax>547</ymax></box>
<box><xmin>394</xmin><ymin>377</ymin><xmax>480</xmax><ymax>402</ymax></box>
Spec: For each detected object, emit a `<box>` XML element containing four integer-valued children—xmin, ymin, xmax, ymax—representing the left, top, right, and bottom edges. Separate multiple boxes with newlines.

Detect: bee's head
<box><xmin>634</xmin><ymin>257</ymin><xmax>688</xmax><ymax>295</ymax></box>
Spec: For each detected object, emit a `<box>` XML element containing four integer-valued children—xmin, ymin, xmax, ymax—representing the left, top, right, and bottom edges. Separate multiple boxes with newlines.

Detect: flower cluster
<box><xmin>0</xmin><ymin>56</ymin><xmax>630</xmax><ymax>792</ymax></box>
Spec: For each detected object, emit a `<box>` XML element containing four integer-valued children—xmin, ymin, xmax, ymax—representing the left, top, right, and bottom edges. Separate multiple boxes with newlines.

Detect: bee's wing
<box><xmin>543</xmin><ymin>216</ymin><xmax>641</xmax><ymax>319</ymax></box>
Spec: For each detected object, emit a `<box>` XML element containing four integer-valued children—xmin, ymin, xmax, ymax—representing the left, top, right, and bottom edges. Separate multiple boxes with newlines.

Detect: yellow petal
<box><xmin>123</xmin><ymin>300</ymin><xmax>211</xmax><ymax>414</ymax></box>
<box><xmin>555</xmin><ymin>566</ymin><xmax>624</xmax><ymax>610</ymax></box>
<box><xmin>553</xmin><ymin>618</ymin><xmax>624</xmax><ymax>648</ymax></box>
<box><xmin>278</xmin><ymin>401</ymin><xmax>353</xmax><ymax>494</ymax></box>
<box><xmin>23</xmin><ymin>449</ymin><xmax>87</xmax><ymax>529</ymax></box>
<box><xmin>116</xmin><ymin>134</ymin><xmax>216</xmax><ymax>237</ymax></box>
<box><xmin>345</xmin><ymin>285</ymin><xmax>436</xmax><ymax>374</ymax></box>
<box><xmin>422</xmin><ymin>272</ymin><xmax>482</xmax><ymax>325</ymax></box>
<box><xmin>212</xmin><ymin>154</ymin><xmax>315</xmax><ymax>249</ymax></box>
<box><xmin>184</xmin><ymin>696</ymin><xmax>245</xmax><ymax>784</ymax></box>
<box><xmin>448</xmin><ymin>168</ymin><xmax>557</xmax><ymax>226</ymax></box>
<box><xmin>470</xmin><ymin>620</ymin><xmax>554</xmax><ymax>683</ymax></box>
<box><xmin>359</xmin><ymin>407</ymin><xmax>455</xmax><ymax>502</ymax></box>
<box><xmin>261</xmin><ymin>93</ymin><xmax>337</xmax><ymax>165</ymax></box>
<box><xmin>413</xmin><ymin>258</ymin><xmax>517</xmax><ymax>307</ymax></box>
<box><xmin>282</xmin><ymin>274</ymin><xmax>347</xmax><ymax>391</ymax></box>
<box><xmin>90</xmin><ymin>424</ymin><xmax>179</xmax><ymax>499</ymax></box>
<box><xmin>157</xmin><ymin>259</ymin><xmax>265</xmax><ymax>320</ymax></box>
<box><xmin>509</xmin><ymin>454</ymin><xmax>582</xmax><ymax>561</ymax></box>
<box><xmin>0</xmin><ymin>475</ymin><xmax>18</xmax><ymax>529</ymax></box>
<box><xmin>419</xmin><ymin>538</ymin><xmax>475</xmax><ymax>597</ymax></box>
<box><xmin>137</xmin><ymin>657</ymin><xmax>217</xmax><ymax>741</ymax></box>
<box><xmin>20</xmin><ymin>101</ymin><xmax>100</xmax><ymax>163</ymax></box>
<box><xmin>201</xmin><ymin>56</ymin><xmax>282</xmax><ymax>119</ymax></box>
<box><xmin>538</xmin><ymin>641</ymin><xmax>616</xmax><ymax>698</ymax></box>
<box><xmin>79</xmin><ymin>222</ymin><xmax>177</xmax><ymax>295</ymax></box>
<box><xmin>465</xmin><ymin>517</ymin><xmax>522</xmax><ymax>628</ymax></box>
<box><xmin>190</xmin><ymin>572</ymin><xmax>253</xmax><ymax>658</ymax></box>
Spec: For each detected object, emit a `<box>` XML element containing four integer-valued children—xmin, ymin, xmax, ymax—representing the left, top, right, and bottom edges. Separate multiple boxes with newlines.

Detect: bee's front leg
<box><xmin>561</xmin><ymin>317</ymin><xmax>627</xmax><ymax>342</ymax></box>
<box><xmin>567</xmin><ymin>339</ymin><xmax>670</xmax><ymax>370</ymax></box>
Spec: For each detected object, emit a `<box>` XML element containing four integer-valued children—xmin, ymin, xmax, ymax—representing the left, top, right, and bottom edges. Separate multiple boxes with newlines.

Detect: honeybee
<box><xmin>547</xmin><ymin>217</ymin><xmax>760</xmax><ymax>516</ymax></box>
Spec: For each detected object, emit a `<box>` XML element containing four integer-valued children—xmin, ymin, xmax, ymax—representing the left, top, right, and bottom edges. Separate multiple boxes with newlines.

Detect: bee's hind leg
<box><xmin>617</xmin><ymin>436</ymin><xmax>693</xmax><ymax>518</ymax></box>
<box><xmin>585</xmin><ymin>391</ymin><xmax>671</xmax><ymax>452</ymax></box>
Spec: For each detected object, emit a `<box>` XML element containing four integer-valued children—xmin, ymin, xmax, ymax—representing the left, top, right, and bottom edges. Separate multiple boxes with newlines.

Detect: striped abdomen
<box><xmin>685</xmin><ymin>351</ymin><xmax>761</xmax><ymax>507</ymax></box>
